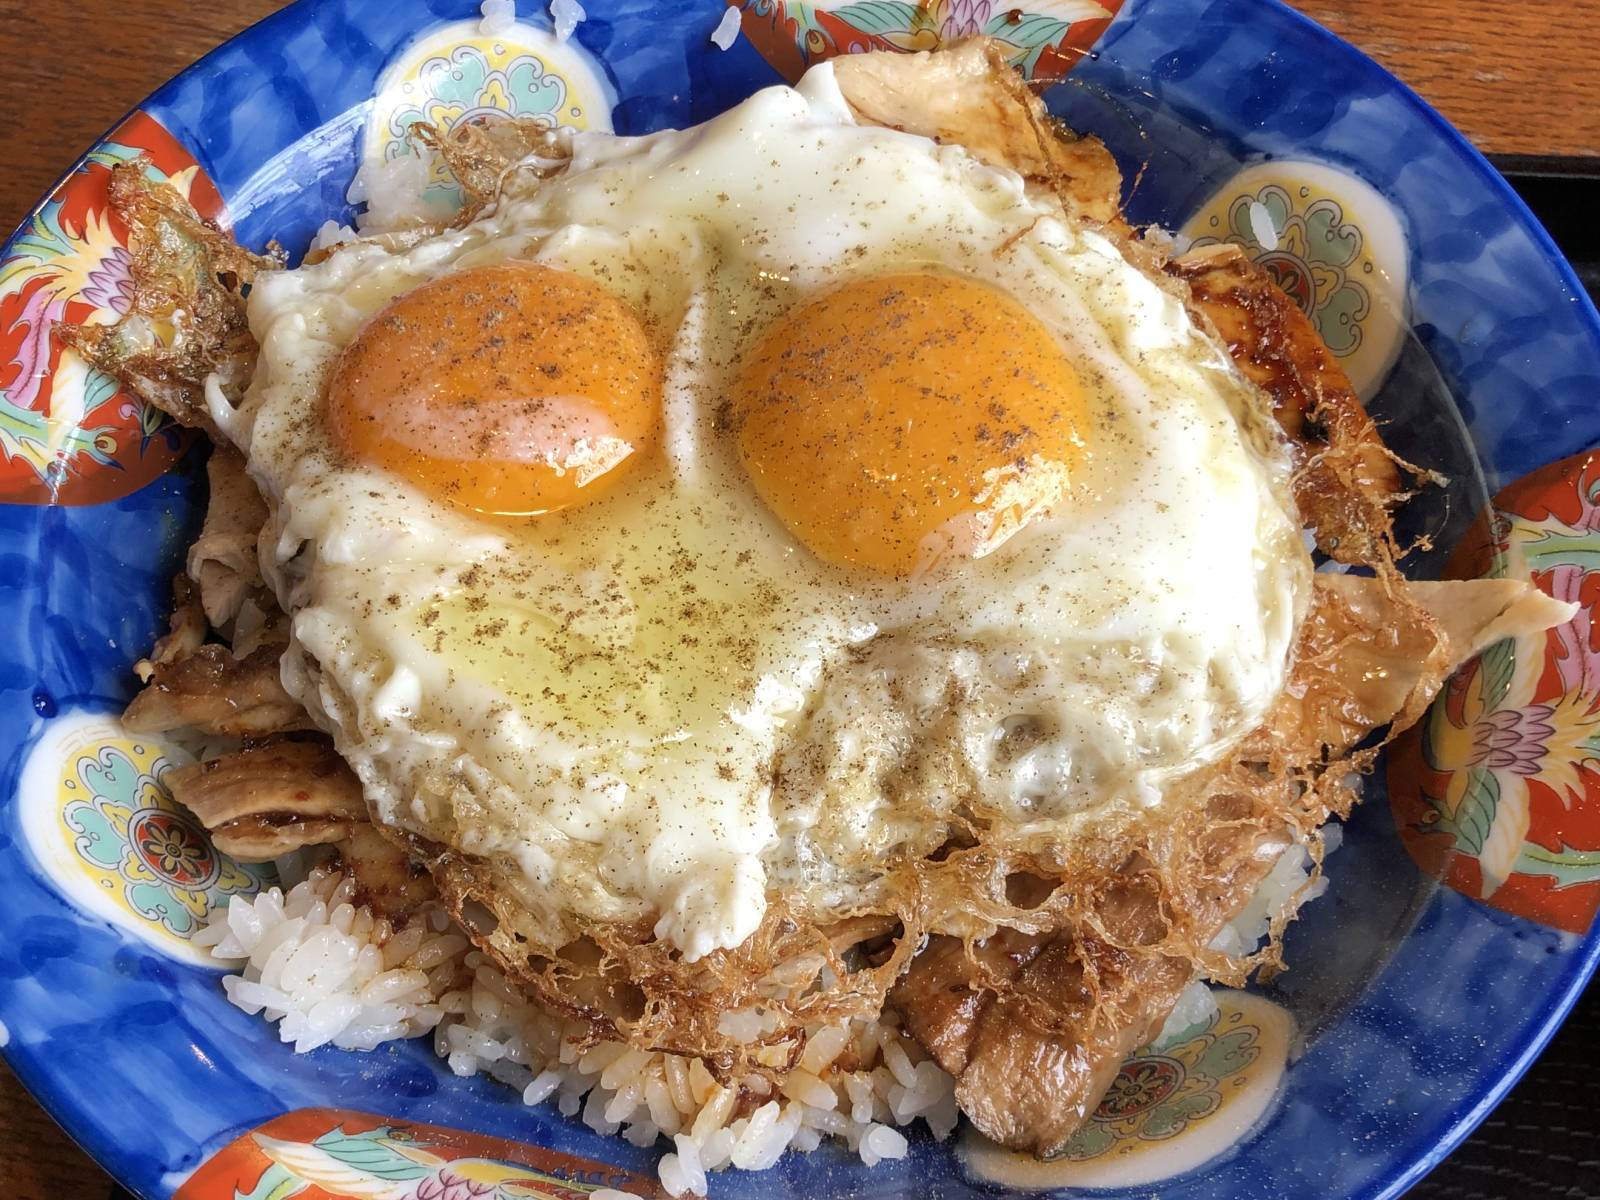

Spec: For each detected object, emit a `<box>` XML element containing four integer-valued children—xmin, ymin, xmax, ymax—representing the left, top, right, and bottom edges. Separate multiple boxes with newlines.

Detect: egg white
<box><xmin>225</xmin><ymin>64</ymin><xmax>1311</xmax><ymax>960</ymax></box>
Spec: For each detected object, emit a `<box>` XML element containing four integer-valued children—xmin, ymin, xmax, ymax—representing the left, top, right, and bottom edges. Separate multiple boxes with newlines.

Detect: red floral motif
<box><xmin>1097</xmin><ymin>1056</ymin><xmax>1185</xmax><ymax>1119</ymax></box>
<box><xmin>732</xmin><ymin>0</ymin><xmax>1124</xmax><ymax>84</ymax></box>
<box><xmin>175</xmin><ymin>1108</ymin><xmax>662</xmax><ymax>1199</ymax></box>
<box><xmin>0</xmin><ymin>110</ymin><xmax>222</xmax><ymax>505</ymax></box>
<box><xmin>128</xmin><ymin>808</ymin><xmax>219</xmax><ymax>890</ymax></box>
<box><xmin>415</xmin><ymin>1169</ymin><xmax>499</xmax><ymax>1199</ymax></box>
<box><xmin>1254</xmin><ymin>251</ymin><xmax>1315</xmax><ymax>311</ymax></box>
<box><xmin>1389</xmin><ymin>450</ymin><xmax>1600</xmax><ymax>933</ymax></box>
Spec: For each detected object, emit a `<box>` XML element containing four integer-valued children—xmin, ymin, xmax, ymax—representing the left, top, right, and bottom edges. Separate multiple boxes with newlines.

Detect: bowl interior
<box><xmin>3</xmin><ymin>2</ymin><xmax>1600</xmax><ymax>1198</ymax></box>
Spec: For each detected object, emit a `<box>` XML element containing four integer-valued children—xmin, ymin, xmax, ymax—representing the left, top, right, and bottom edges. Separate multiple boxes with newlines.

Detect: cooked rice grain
<box><xmin>550</xmin><ymin>0</ymin><xmax>585</xmax><ymax>42</ymax></box>
<box><xmin>205</xmin><ymin>842</ymin><xmax>1328</xmax><ymax>1189</ymax></box>
<box><xmin>205</xmin><ymin>868</ymin><xmax>949</xmax><ymax>1193</ymax></box>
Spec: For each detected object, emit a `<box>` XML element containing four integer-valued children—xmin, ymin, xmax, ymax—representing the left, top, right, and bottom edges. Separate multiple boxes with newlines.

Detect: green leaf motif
<box><xmin>1420</xmin><ymin>689</ymin><xmax>1456</xmax><ymax>775</ymax></box>
<box><xmin>63</xmin><ymin>800</ymin><xmax>124</xmax><ymax>870</ymax></box>
<box><xmin>0</xmin><ymin>140</ymin><xmax>145</xmax><ymax>289</ymax></box>
<box><xmin>0</xmin><ymin>393</ymin><xmax>118</xmax><ymax>481</ymax></box>
<box><xmin>503</xmin><ymin>57</ymin><xmax>567</xmax><ymax>118</ymax></box>
<box><xmin>1513</xmin><ymin>842</ymin><xmax>1600</xmax><ymax>890</ymax></box>
<box><xmin>311</xmin><ymin>1127</ymin><xmax>432</xmax><ymax>1182</ymax></box>
<box><xmin>1193</xmin><ymin>1028</ymin><xmax>1258</xmax><ymax>1080</ymax></box>
<box><xmin>234</xmin><ymin>1163</ymin><xmax>309</xmax><ymax>1200</ymax></box>
<box><xmin>127</xmin><ymin>881</ymin><xmax>198</xmax><ymax>936</ymax></box>
<box><xmin>1451</xmin><ymin>766</ymin><xmax>1500</xmax><ymax>856</ymax></box>
<box><xmin>1059</xmin><ymin>1117</ymin><xmax>1117</xmax><ymax>1161</ymax></box>
<box><xmin>0</xmin><ymin>201</ymin><xmax>74</xmax><ymax>285</ymax></box>
<box><xmin>984</xmin><ymin>12</ymin><xmax>1071</xmax><ymax>51</ymax></box>
<box><xmin>1152</xmin><ymin>1015</ymin><xmax>1212</xmax><ymax>1050</ymax></box>
<box><xmin>1477</xmin><ymin>636</ymin><xmax>1517</xmax><ymax>713</ymax></box>
<box><xmin>832</xmin><ymin>1</ymin><xmax>930</xmax><ymax>36</ymax></box>
<box><xmin>1140</xmin><ymin>1089</ymin><xmax>1219</xmax><ymax>1140</ymax></box>
<box><xmin>419</xmin><ymin>48</ymin><xmax>491</xmax><ymax>110</ymax></box>
<box><xmin>83</xmin><ymin>365</ymin><xmax>121</xmax><ymax>415</ymax></box>
<box><xmin>1519</xmin><ymin>527</ymin><xmax>1600</xmax><ymax>573</ymax></box>
<box><xmin>1301</xmin><ymin>197</ymin><xmax>1361</xmax><ymax>269</ymax></box>
<box><xmin>86</xmin><ymin>140</ymin><xmax>147</xmax><ymax>175</ymax></box>
<box><xmin>78</xmin><ymin>746</ymin><xmax>144</xmax><ymax>808</ymax></box>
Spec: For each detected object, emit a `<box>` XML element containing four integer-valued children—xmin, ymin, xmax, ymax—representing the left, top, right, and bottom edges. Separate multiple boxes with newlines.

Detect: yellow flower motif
<box><xmin>173</xmin><ymin>888</ymin><xmax>210</xmax><ymax>922</ymax></box>
<box><xmin>480</xmin><ymin>75</ymin><xmax>510</xmax><ymax>112</ymax></box>
<box><xmin>218</xmin><ymin>859</ymin><xmax>258</xmax><ymax>893</ymax></box>
<box><xmin>56</xmin><ymin>734</ymin><xmax>274</xmax><ymax>951</ymax></box>
<box><xmin>0</xmin><ymin>204</ymin><xmax>122</xmax><ymax>311</ymax></box>
<box><xmin>421</xmin><ymin>98</ymin><xmax>466</xmax><ymax>130</ymax></box>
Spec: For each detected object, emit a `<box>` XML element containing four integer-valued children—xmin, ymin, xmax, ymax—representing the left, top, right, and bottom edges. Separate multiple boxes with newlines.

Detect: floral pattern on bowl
<box><xmin>1181</xmin><ymin>159</ymin><xmax>1409</xmax><ymax>400</ymax></box>
<box><xmin>731</xmin><ymin>0</ymin><xmax>1125</xmax><ymax>81</ymax></box>
<box><xmin>1389</xmin><ymin>448</ymin><xmax>1600</xmax><ymax>934</ymax></box>
<box><xmin>2</xmin><ymin>1</ymin><xmax>1600</xmax><ymax>1197</ymax></box>
<box><xmin>16</xmin><ymin>712</ymin><xmax>271</xmax><ymax>964</ymax></box>
<box><xmin>175</xmin><ymin>1108</ymin><xmax>660</xmax><ymax>1200</ymax></box>
<box><xmin>0</xmin><ymin>111</ymin><xmax>219</xmax><ymax>506</ymax></box>
<box><xmin>364</xmin><ymin>18</ymin><xmax>615</xmax><ymax>221</ymax></box>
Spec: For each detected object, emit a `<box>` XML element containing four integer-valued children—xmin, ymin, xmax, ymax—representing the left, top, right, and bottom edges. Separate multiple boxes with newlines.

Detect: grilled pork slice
<box><xmin>166</xmin><ymin>738</ymin><xmax>365</xmax><ymax>862</ymax></box>
<box><xmin>330</xmin><ymin>823</ymin><xmax>439</xmax><ymax>918</ymax></box>
<box><xmin>167</xmin><ymin>743</ymin><xmax>436</xmax><ymax>916</ymax></box>
<box><xmin>892</xmin><ymin>574</ymin><xmax>1572</xmax><ymax>1155</ymax></box>
<box><xmin>202</xmin><ymin>816</ymin><xmax>355</xmax><ymax>862</ymax></box>
<box><xmin>123</xmin><ymin>642</ymin><xmax>310</xmax><ymax>737</ymax></box>
<box><xmin>134</xmin><ymin>575</ymin><xmax>208</xmax><ymax>681</ymax></box>
<box><xmin>189</xmin><ymin>444</ymin><xmax>268</xmax><ymax>627</ymax></box>
<box><xmin>899</xmin><ymin>814</ymin><xmax>1291</xmax><ymax>1155</ymax></box>
<box><xmin>1172</xmin><ymin>243</ymin><xmax>1404</xmax><ymax>562</ymax></box>
<box><xmin>831</xmin><ymin>38</ymin><xmax>1126</xmax><ymax>230</ymax></box>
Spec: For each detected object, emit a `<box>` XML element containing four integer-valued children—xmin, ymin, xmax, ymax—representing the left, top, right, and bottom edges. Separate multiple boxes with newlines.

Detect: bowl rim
<box><xmin>2</xmin><ymin>1</ymin><xmax>1598</xmax><ymax>1196</ymax></box>
<box><xmin>1212</xmin><ymin>11</ymin><xmax>1600</xmax><ymax>1194</ymax></box>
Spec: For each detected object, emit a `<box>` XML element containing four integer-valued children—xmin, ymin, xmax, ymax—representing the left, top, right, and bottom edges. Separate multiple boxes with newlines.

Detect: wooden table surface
<box><xmin>1</xmin><ymin>0</ymin><xmax>1597</xmax><ymax>1195</ymax></box>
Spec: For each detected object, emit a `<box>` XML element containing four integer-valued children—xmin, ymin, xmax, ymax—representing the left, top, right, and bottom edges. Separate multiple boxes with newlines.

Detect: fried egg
<box><xmin>224</xmin><ymin>63</ymin><xmax>1311</xmax><ymax>961</ymax></box>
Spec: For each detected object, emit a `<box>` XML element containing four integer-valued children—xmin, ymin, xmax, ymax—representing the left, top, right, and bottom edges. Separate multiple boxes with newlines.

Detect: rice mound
<box><xmin>199</xmin><ymin>848</ymin><xmax>1327</xmax><ymax>1193</ymax></box>
<box><xmin>201</xmin><ymin>868</ymin><xmax>956</xmax><ymax>1194</ymax></box>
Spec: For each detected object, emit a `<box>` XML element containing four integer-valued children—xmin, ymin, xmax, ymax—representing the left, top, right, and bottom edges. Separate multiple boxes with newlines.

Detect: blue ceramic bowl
<box><xmin>3</xmin><ymin>1</ymin><xmax>1599</xmax><ymax>1197</ymax></box>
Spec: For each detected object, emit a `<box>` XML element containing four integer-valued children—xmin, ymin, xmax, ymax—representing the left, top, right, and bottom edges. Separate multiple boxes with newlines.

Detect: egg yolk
<box><xmin>731</xmin><ymin>272</ymin><xmax>1087</xmax><ymax>576</ymax></box>
<box><xmin>326</xmin><ymin>262</ymin><xmax>661</xmax><ymax>516</ymax></box>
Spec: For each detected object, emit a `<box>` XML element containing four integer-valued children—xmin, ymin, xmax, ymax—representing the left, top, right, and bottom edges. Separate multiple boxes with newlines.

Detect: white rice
<box><xmin>345</xmin><ymin>150</ymin><xmax>435</xmax><ymax>234</ymax></box>
<box><xmin>1153</xmin><ymin>978</ymin><xmax>1219</xmax><ymax>1046</ymax></box>
<box><xmin>308</xmin><ymin>219</ymin><xmax>358</xmax><ymax>253</ymax></box>
<box><xmin>1210</xmin><ymin>823</ymin><xmax>1340</xmax><ymax>960</ymax></box>
<box><xmin>1247</xmin><ymin>199</ymin><xmax>1280</xmax><ymax>252</ymax></box>
<box><xmin>203</xmin><ymin>837</ymin><xmax>1330</xmax><ymax>1193</ymax></box>
<box><xmin>205</xmin><ymin>869</ymin><xmax>950</xmax><ymax>1194</ymax></box>
<box><xmin>710</xmin><ymin>7</ymin><xmax>742</xmax><ymax>50</ymax></box>
<box><xmin>550</xmin><ymin>0</ymin><xmax>585</xmax><ymax>42</ymax></box>
<box><xmin>479</xmin><ymin>0</ymin><xmax>515</xmax><ymax>35</ymax></box>
<box><xmin>195</xmin><ymin>871</ymin><xmax>450</xmax><ymax>1053</ymax></box>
